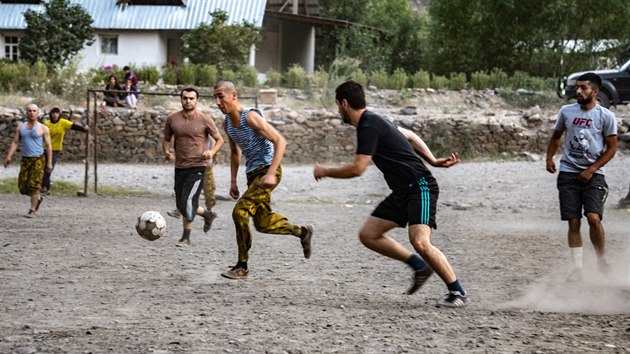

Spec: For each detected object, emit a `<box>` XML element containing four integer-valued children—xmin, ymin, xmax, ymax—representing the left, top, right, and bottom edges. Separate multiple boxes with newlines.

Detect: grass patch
<box><xmin>0</xmin><ymin>178</ymin><xmax>153</xmax><ymax>197</ymax></box>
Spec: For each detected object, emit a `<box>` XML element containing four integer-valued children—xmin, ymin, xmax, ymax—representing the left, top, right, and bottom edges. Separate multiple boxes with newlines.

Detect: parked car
<box><xmin>558</xmin><ymin>58</ymin><xmax>630</xmax><ymax>108</ymax></box>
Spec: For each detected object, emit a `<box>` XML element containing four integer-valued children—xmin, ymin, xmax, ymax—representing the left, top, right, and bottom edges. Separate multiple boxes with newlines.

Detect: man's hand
<box><xmin>546</xmin><ymin>159</ymin><xmax>556</xmax><ymax>173</ymax></box>
<box><xmin>229</xmin><ymin>183</ymin><xmax>240</xmax><ymax>199</ymax></box>
<box><xmin>202</xmin><ymin>150</ymin><xmax>213</xmax><ymax>160</ymax></box>
<box><xmin>313</xmin><ymin>163</ymin><xmax>327</xmax><ymax>181</ymax></box>
<box><xmin>3</xmin><ymin>157</ymin><xmax>10</xmax><ymax>168</ymax></box>
<box><xmin>258</xmin><ymin>172</ymin><xmax>276</xmax><ymax>189</ymax></box>
<box><xmin>435</xmin><ymin>152</ymin><xmax>460</xmax><ymax>168</ymax></box>
<box><xmin>164</xmin><ymin>150</ymin><xmax>174</xmax><ymax>161</ymax></box>
<box><xmin>578</xmin><ymin>169</ymin><xmax>594</xmax><ymax>183</ymax></box>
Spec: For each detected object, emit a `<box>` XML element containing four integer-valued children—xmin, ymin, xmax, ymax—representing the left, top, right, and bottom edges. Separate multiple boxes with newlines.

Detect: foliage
<box><xmin>431</xmin><ymin>75</ymin><xmax>448</xmax><ymax>90</ymax></box>
<box><xmin>137</xmin><ymin>65</ymin><xmax>160</xmax><ymax>85</ymax></box>
<box><xmin>370</xmin><ymin>69</ymin><xmax>389</xmax><ymax>89</ymax></box>
<box><xmin>470</xmin><ymin>71</ymin><xmax>491</xmax><ymax>90</ymax></box>
<box><xmin>221</xmin><ymin>69</ymin><xmax>237</xmax><ymax>83</ymax></box>
<box><xmin>237</xmin><ymin>64</ymin><xmax>259</xmax><ymax>88</ymax></box>
<box><xmin>411</xmin><ymin>70</ymin><xmax>430</xmax><ymax>89</ymax></box>
<box><xmin>388</xmin><ymin>68</ymin><xmax>408</xmax><ymax>90</ymax></box>
<box><xmin>426</xmin><ymin>0</ymin><xmax>630</xmax><ymax>77</ymax></box>
<box><xmin>489</xmin><ymin>68</ymin><xmax>509</xmax><ymax>89</ymax></box>
<box><xmin>285</xmin><ymin>64</ymin><xmax>307</xmax><ymax>88</ymax></box>
<box><xmin>162</xmin><ymin>65</ymin><xmax>177</xmax><ymax>85</ymax></box>
<box><xmin>448</xmin><ymin>72</ymin><xmax>467</xmax><ymax>90</ymax></box>
<box><xmin>264</xmin><ymin>68</ymin><xmax>282</xmax><ymax>87</ymax></box>
<box><xmin>350</xmin><ymin>68</ymin><xmax>368</xmax><ymax>88</ymax></box>
<box><xmin>196</xmin><ymin>64</ymin><xmax>218</xmax><ymax>87</ymax></box>
<box><xmin>19</xmin><ymin>0</ymin><xmax>94</xmax><ymax>68</ymax></box>
<box><xmin>178</xmin><ymin>64</ymin><xmax>196</xmax><ymax>85</ymax></box>
<box><xmin>181</xmin><ymin>10</ymin><xmax>261</xmax><ymax>73</ymax></box>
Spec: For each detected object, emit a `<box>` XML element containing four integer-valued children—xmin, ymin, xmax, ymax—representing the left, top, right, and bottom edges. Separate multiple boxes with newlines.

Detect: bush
<box><xmin>509</xmin><ymin>70</ymin><xmax>529</xmax><ymax>90</ymax></box>
<box><xmin>431</xmin><ymin>75</ymin><xmax>449</xmax><ymax>90</ymax></box>
<box><xmin>389</xmin><ymin>68</ymin><xmax>408</xmax><ymax>90</ymax></box>
<box><xmin>0</xmin><ymin>62</ymin><xmax>22</xmax><ymax>92</ymax></box>
<box><xmin>350</xmin><ymin>69</ymin><xmax>368</xmax><ymax>87</ymax></box>
<box><xmin>529</xmin><ymin>77</ymin><xmax>546</xmax><ymax>91</ymax></box>
<box><xmin>238</xmin><ymin>64</ymin><xmax>258</xmax><ymax>88</ymax></box>
<box><xmin>411</xmin><ymin>70</ymin><xmax>430</xmax><ymax>89</ymax></box>
<box><xmin>264</xmin><ymin>68</ymin><xmax>282</xmax><ymax>87</ymax></box>
<box><xmin>448</xmin><ymin>72</ymin><xmax>467</xmax><ymax>90</ymax></box>
<box><xmin>221</xmin><ymin>69</ymin><xmax>237</xmax><ymax>83</ymax></box>
<box><xmin>470</xmin><ymin>71</ymin><xmax>491</xmax><ymax>90</ymax></box>
<box><xmin>137</xmin><ymin>65</ymin><xmax>160</xmax><ymax>85</ymax></box>
<box><xmin>285</xmin><ymin>63</ymin><xmax>306</xmax><ymax>88</ymax></box>
<box><xmin>196</xmin><ymin>64</ymin><xmax>218</xmax><ymax>87</ymax></box>
<box><xmin>178</xmin><ymin>63</ymin><xmax>196</xmax><ymax>85</ymax></box>
<box><xmin>310</xmin><ymin>68</ymin><xmax>328</xmax><ymax>89</ymax></box>
<box><xmin>370</xmin><ymin>69</ymin><xmax>389</xmax><ymax>89</ymax></box>
<box><xmin>489</xmin><ymin>68</ymin><xmax>509</xmax><ymax>89</ymax></box>
<box><xmin>162</xmin><ymin>65</ymin><xmax>177</xmax><ymax>85</ymax></box>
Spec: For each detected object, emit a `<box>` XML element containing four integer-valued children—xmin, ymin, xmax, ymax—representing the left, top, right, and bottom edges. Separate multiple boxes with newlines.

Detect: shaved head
<box><xmin>214</xmin><ymin>80</ymin><xmax>237</xmax><ymax>94</ymax></box>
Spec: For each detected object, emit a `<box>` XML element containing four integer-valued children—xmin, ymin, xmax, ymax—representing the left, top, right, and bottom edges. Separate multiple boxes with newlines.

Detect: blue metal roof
<box><xmin>0</xmin><ymin>0</ymin><xmax>267</xmax><ymax>30</ymax></box>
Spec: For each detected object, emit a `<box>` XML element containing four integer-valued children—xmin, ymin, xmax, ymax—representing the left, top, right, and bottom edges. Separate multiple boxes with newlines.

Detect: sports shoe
<box><xmin>436</xmin><ymin>291</ymin><xmax>470</xmax><ymax>308</ymax></box>
<box><xmin>167</xmin><ymin>209</ymin><xmax>181</xmax><ymax>219</ymax></box>
<box><xmin>301</xmin><ymin>224</ymin><xmax>313</xmax><ymax>259</ymax></box>
<box><xmin>203</xmin><ymin>210</ymin><xmax>217</xmax><ymax>233</ymax></box>
<box><xmin>597</xmin><ymin>260</ymin><xmax>611</xmax><ymax>275</ymax></box>
<box><xmin>24</xmin><ymin>210</ymin><xmax>36</xmax><ymax>218</ymax></box>
<box><xmin>221</xmin><ymin>266</ymin><xmax>249</xmax><ymax>279</ymax></box>
<box><xmin>175</xmin><ymin>238</ymin><xmax>190</xmax><ymax>247</ymax></box>
<box><xmin>406</xmin><ymin>266</ymin><xmax>434</xmax><ymax>295</ymax></box>
<box><xmin>34</xmin><ymin>196</ymin><xmax>44</xmax><ymax>212</ymax></box>
<box><xmin>567</xmin><ymin>268</ymin><xmax>583</xmax><ymax>282</ymax></box>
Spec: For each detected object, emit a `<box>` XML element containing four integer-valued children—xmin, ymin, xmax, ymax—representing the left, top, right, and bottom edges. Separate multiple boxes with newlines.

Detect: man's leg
<box><xmin>408</xmin><ymin>224</ymin><xmax>456</xmax><ymax>284</ymax></box>
<box><xmin>566</xmin><ymin>218</ymin><xmax>583</xmax><ymax>281</ymax></box>
<box><xmin>586</xmin><ymin>212</ymin><xmax>609</xmax><ymax>273</ymax></box>
<box><xmin>358</xmin><ymin>216</ymin><xmax>411</xmax><ymax>261</ymax></box>
<box><xmin>201</xmin><ymin>165</ymin><xmax>217</xmax><ymax>232</ymax></box>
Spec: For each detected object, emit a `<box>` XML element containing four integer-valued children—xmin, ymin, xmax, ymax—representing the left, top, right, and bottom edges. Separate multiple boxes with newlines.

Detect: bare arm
<box><xmin>398</xmin><ymin>126</ymin><xmax>459</xmax><ymax>168</ymax></box>
<box><xmin>578</xmin><ymin>134</ymin><xmax>617</xmax><ymax>183</ymax></box>
<box><xmin>546</xmin><ymin>129</ymin><xmax>563</xmax><ymax>173</ymax></box>
<box><xmin>203</xmin><ymin>119</ymin><xmax>224</xmax><ymax>160</ymax></box>
<box><xmin>4</xmin><ymin>123</ymin><xmax>22</xmax><ymax>168</ymax></box>
<box><xmin>42</xmin><ymin>125</ymin><xmax>53</xmax><ymax>171</ymax></box>
<box><xmin>313</xmin><ymin>154</ymin><xmax>372</xmax><ymax>181</ymax></box>
<box><xmin>161</xmin><ymin>137</ymin><xmax>173</xmax><ymax>161</ymax></box>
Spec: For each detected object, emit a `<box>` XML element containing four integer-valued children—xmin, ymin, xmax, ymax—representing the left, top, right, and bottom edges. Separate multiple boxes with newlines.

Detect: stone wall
<box><xmin>1</xmin><ymin>105</ymin><xmax>629</xmax><ymax>164</ymax></box>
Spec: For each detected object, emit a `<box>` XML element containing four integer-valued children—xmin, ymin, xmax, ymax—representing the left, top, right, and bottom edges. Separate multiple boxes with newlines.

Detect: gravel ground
<box><xmin>0</xmin><ymin>156</ymin><xmax>629</xmax><ymax>353</ymax></box>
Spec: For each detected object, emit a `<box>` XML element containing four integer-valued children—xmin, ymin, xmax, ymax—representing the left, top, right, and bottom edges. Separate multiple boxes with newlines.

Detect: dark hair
<box><xmin>123</xmin><ymin>66</ymin><xmax>130</xmax><ymax>71</ymax></box>
<box><xmin>335</xmin><ymin>80</ymin><xmax>366</xmax><ymax>109</ymax></box>
<box><xmin>577</xmin><ymin>72</ymin><xmax>602</xmax><ymax>90</ymax></box>
<box><xmin>180</xmin><ymin>87</ymin><xmax>199</xmax><ymax>99</ymax></box>
<box><xmin>108</xmin><ymin>74</ymin><xmax>118</xmax><ymax>83</ymax></box>
<box><xmin>49</xmin><ymin>107</ymin><xmax>60</xmax><ymax>115</ymax></box>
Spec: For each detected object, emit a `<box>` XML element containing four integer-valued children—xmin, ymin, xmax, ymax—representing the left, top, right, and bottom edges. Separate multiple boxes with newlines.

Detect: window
<box><xmin>101</xmin><ymin>36</ymin><xmax>118</xmax><ymax>55</ymax></box>
<box><xmin>4</xmin><ymin>36</ymin><xmax>19</xmax><ymax>61</ymax></box>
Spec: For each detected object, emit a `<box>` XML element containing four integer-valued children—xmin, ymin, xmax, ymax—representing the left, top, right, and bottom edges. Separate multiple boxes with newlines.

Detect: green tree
<box><xmin>181</xmin><ymin>10</ymin><xmax>261</xmax><ymax>73</ymax></box>
<box><xmin>19</xmin><ymin>0</ymin><xmax>94</xmax><ymax>68</ymax></box>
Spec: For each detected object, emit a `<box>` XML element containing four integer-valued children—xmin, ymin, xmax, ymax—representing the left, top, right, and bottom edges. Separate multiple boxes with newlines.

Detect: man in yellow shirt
<box><xmin>42</xmin><ymin>107</ymin><xmax>89</xmax><ymax>194</ymax></box>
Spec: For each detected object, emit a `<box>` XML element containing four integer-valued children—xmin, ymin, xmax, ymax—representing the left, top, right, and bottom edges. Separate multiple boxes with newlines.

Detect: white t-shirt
<box><xmin>554</xmin><ymin>103</ymin><xmax>617</xmax><ymax>175</ymax></box>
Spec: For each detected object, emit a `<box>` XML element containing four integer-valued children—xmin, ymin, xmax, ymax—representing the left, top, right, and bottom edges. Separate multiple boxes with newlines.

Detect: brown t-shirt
<box><xmin>163</xmin><ymin>110</ymin><xmax>216</xmax><ymax>169</ymax></box>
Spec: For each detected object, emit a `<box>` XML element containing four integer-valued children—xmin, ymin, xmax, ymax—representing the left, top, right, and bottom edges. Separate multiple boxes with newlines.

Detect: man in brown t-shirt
<box><xmin>162</xmin><ymin>87</ymin><xmax>224</xmax><ymax>246</ymax></box>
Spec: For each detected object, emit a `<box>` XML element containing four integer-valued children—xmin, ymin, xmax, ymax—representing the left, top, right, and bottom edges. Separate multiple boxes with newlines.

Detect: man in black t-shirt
<box><xmin>313</xmin><ymin>80</ymin><xmax>469</xmax><ymax>308</ymax></box>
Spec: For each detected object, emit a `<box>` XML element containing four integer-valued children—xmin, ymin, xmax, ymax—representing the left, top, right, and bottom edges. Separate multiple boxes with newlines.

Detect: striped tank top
<box><xmin>225</xmin><ymin>108</ymin><xmax>274</xmax><ymax>173</ymax></box>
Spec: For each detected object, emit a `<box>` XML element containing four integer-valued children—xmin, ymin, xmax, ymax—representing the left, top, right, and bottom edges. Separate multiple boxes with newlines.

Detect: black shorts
<box><xmin>174</xmin><ymin>166</ymin><xmax>205</xmax><ymax>221</ymax></box>
<box><xmin>372</xmin><ymin>175</ymin><xmax>438</xmax><ymax>229</ymax></box>
<box><xmin>557</xmin><ymin>172</ymin><xmax>608</xmax><ymax>220</ymax></box>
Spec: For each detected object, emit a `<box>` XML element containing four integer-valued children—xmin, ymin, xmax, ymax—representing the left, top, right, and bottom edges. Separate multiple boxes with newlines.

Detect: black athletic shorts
<box><xmin>557</xmin><ymin>171</ymin><xmax>608</xmax><ymax>220</ymax></box>
<box><xmin>174</xmin><ymin>166</ymin><xmax>205</xmax><ymax>221</ymax></box>
<box><xmin>372</xmin><ymin>175</ymin><xmax>438</xmax><ymax>229</ymax></box>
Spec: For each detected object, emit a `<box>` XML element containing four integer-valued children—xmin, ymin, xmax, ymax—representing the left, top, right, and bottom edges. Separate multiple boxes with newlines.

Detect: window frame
<box><xmin>100</xmin><ymin>35</ymin><xmax>119</xmax><ymax>55</ymax></box>
<box><xmin>4</xmin><ymin>35</ymin><xmax>20</xmax><ymax>61</ymax></box>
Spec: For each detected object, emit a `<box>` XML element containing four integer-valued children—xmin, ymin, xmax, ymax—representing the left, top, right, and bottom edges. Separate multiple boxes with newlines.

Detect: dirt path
<box><xmin>1</xmin><ymin>157</ymin><xmax>629</xmax><ymax>353</ymax></box>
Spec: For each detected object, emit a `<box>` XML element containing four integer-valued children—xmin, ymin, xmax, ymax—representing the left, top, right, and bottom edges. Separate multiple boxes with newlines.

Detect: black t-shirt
<box><xmin>356</xmin><ymin>110</ymin><xmax>432</xmax><ymax>191</ymax></box>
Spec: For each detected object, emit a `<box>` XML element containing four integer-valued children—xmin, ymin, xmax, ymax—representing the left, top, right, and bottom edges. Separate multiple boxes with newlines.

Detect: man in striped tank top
<box><xmin>213</xmin><ymin>80</ymin><xmax>313</xmax><ymax>279</ymax></box>
<box><xmin>313</xmin><ymin>80</ymin><xmax>469</xmax><ymax>308</ymax></box>
<box><xmin>4</xmin><ymin>104</ymin><xmax>53</xmax><ymax>218</ymax></box>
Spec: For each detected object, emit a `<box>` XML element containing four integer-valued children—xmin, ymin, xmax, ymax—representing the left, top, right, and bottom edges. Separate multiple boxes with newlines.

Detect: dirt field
<box><xmin>1</xmin><ymin>156</ymin><xmax>629</xmax><ymax>353</ymax></box>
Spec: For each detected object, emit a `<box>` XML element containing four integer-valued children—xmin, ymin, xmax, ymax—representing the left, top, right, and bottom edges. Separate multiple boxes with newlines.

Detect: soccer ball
<box><xmin>135</xmin><ymin>211</ymin><xmax>166</xmax><ymax>241</ymax></box>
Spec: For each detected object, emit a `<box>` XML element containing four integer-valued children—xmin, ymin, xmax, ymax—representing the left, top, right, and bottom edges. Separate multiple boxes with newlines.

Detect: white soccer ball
<box><xmin>135</xmin><ymin>211</ymin><xmax>166</xmax><ymax>241</ymax></box>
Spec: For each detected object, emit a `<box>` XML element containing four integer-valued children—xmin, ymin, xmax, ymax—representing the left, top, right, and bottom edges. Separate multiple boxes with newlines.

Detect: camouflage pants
<box><xmin>203</xmin><ymin>164</ymin><xmax>215</xmax><ymax>210</ymax></box>
<box><xmin>233</xmin><ymin>165</ymin><xmax>302</xmax><ymax>263</ymax></box>
<box><xmin>19</xmin><ymin>156</ymin><xmax>44</xmax><ymax>196</ymax></box>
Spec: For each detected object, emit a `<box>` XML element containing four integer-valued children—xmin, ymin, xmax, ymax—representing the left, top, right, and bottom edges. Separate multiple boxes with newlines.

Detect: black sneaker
<box><xmin>301</xmin><ymin>224</ymin><xmax>313</xmax><ymax>259</ymax></box>
<box><xmin>203</xmin><ymin>210</ymin><xmax>217</xmax><ymax>233</ymax></box>
<box><xmin>436</xmin><ymin>291</ymin><xmax>470</xmax><ymax>308</ymax></box>
<box><xmin>406</xmin><ymin>266</ymin><xmax>434</xmax><ymax>295</ymax></box>
<box><xmin>167</xmin><ymin>209</ymin><xmax>181</xmax><ymax>219</ymax></box>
